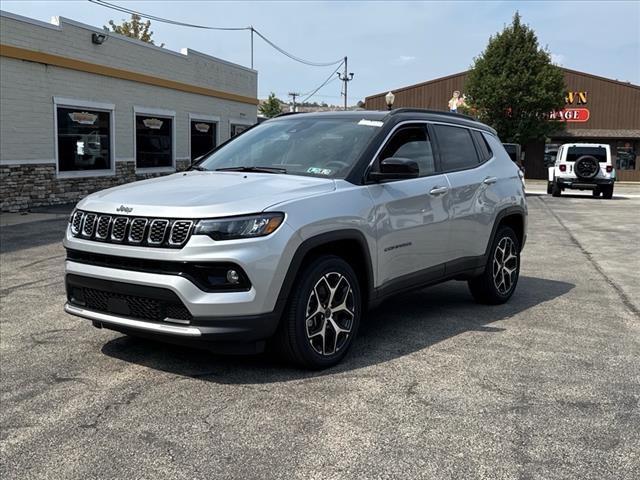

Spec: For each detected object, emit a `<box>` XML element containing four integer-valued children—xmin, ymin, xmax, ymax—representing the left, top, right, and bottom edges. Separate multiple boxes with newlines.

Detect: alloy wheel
<box><xmin>304</xmin><ymin>272</ymin><xmax>355</xmax><ymax>356</ymax></box>
<box><xmin>492</xmin><ymin>237</ymin><xmax>518</xmax><ymax>295</ymax></box>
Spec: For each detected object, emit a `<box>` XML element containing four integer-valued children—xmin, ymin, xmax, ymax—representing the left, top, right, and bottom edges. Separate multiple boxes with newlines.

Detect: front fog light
<box><xmin>226</xmin><ymin>269</ymin><xmax>240</xmax><ymax>284</ymax></box>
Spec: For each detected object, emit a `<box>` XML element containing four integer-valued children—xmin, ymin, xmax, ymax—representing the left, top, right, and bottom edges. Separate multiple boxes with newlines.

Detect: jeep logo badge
<box><xmin>116</xmin><ymin>205</ymin><xmax>133</xmax><ymax>213</ymax></box>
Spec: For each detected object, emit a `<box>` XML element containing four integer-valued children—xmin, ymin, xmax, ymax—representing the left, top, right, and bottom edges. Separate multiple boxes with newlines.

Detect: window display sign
<box><xmin>68</xmin><ymin>111</ymin><xmax>98</xmax><ymax>125</ymax></box>
<box><xmin>142</xmin><ymin>118</ymin><xmax>163</xmax><ymax>130</ymax></box>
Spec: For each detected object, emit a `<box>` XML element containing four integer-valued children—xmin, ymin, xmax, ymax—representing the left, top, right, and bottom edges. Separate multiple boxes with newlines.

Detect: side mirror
<box><xmin>369</xmin><ymin>157</ymin><xmax>419</xmax><ymax>182</ymax></box>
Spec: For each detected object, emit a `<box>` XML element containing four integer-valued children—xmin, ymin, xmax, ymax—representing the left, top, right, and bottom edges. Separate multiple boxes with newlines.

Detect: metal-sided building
<box><xmin>365</xmin><ymin>68</ymin><xmax>640</xmax><ymax>181</ymax></box>
<box><xmin>0</xmin><ymin>11</ymin><xmax>258</xmax><ymax>212</ymax></box>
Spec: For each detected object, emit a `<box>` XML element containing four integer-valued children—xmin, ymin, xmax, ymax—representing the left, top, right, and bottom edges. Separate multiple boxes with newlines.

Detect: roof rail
<box><xmin>388</xmin><ymin>108</ymin><xmax>476</xmax><ymax>122</ymax></box>
<box><xmin>273</xmin><ymin>111</ymin><xmax>303</xmax><ymax>118</ymax></box>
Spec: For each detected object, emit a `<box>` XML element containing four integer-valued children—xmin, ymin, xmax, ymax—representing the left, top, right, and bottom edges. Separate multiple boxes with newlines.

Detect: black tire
<box><xmin>274</xmin><ymin>255</ymin><xmax>361</xmax><ymax>369</ymax></box>
<box><xmin>547</xmin><ymin>182</ymin><xmax>553</xmax><ymax>194</ymax></box>
<box><xmin>592</xmin><ymin>189</ymin><xmax>601</xmax><ymax>198</ymax></box>
<box><xmin>551</xmin><ymin>181</ymin><xmax>562</xmax><ymax>197</ymax></box>
<box><xmin>468</xmin><ymin>226</ymin><xmax>520</xmax><ymax>305</ymax></box>
<box><xmin>602</xmin><ymin>185</ymin><xmax>614</xmax><ymax>199</ymax></box>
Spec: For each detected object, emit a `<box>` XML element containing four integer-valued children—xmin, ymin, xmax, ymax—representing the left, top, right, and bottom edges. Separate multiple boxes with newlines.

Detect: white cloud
<box><xmin>396</xmin><ymin>55</ymin><xmax>417</xmax><ymax>64</ymax></box>
<box><xmin>551</xmin><ymin>53</ymin><xmax>565</xmax><ymax>65</ymax></box>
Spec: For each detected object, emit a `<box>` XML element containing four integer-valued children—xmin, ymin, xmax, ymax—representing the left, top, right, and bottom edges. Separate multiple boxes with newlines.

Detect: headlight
<box><xmin>193</xmin><ymin>212</ymin><xmax>284</xmax><ymax>240</ymax></box>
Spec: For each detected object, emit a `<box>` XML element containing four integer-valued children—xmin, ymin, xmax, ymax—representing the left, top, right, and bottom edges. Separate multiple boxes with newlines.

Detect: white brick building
<box><xmin>0</xmin><ymin>11</ymin><xmax>258</xmax><ymax>211</ymax></box>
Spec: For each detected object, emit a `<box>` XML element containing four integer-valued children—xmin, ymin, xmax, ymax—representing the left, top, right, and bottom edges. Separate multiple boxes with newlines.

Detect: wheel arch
<box><xmin>275</xmin><ymin>229</ymin><xmax>375</xmax><ymax>315</ymax></box>
<box><xmin>485</xmin><ymin>207</ymin><xmax>527</xmax><ymax>255</ymax></box>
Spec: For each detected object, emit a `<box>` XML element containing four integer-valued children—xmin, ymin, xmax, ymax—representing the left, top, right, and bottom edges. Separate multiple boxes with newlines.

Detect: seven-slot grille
<box><xmin>70</xmin><ymin>210</ymin><xmax>194</xmax><ymax>248</ymax></box>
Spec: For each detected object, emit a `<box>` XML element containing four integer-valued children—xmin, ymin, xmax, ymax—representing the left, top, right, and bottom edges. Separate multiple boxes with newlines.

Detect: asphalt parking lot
<box><xmin>1</xmin><ymin>189</ymin><xmax>639</xmax><ymax>480</ymax></box>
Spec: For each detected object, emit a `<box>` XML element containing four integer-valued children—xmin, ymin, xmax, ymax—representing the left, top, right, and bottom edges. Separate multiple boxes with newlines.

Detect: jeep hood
<box><xmin>78</xmin><ymin>171</ymin><xmax>336</xmax><ymax>218</ymax></box>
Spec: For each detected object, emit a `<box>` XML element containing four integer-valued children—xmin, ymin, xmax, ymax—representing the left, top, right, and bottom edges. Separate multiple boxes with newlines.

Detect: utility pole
<box><xmin>250</xmin><ymin>26</ymin><xmax>254</xmax><ymax>69</ymax></box>
<box><xmin>337</xmin><ymin>56</ymin><xmax>354</xmax><ymax>110</ymax></box>
<box><xmin>288</xmin><ymin>92</ymin><xmax>301</xmax><ymax>112</ymax></box>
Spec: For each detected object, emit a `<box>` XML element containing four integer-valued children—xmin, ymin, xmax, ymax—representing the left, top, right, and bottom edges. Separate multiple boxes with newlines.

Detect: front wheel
<box><xmin>468</xmin><ymin>226</ymin><xmax>520</xmax><ymax>305</ymax></box>
<box><xmin>274</xmin><ymin>255</ymin><xmax>361</xmax><ymax>369</ymax></box>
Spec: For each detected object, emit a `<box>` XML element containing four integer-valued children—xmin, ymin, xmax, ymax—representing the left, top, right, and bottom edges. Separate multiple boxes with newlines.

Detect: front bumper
<box><xmin>64</xmin><ymin>272</ymin><xmax>281</xmax><ymax>350</ymax></box>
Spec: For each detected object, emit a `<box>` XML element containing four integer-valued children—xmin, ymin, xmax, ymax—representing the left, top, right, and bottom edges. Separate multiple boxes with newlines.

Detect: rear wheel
<box><xmin>468</xmin><ymin>226</ymin><xmax>520</xmax><ymax>305</ymax></box>
<box><xmin>547</xmin><ymin>182</ymin><xmax>553</xmax><ymax>194</ymax></box>
<box><xmin>551</xmin><ymin>181</ymin><xmax>562</xmax><ymax>197</ymax></box>
<box><xmin>602</xmin><ymin>184</ymin><xmax>614</xmax><ymax>199</ymax></box>
<box><xmin>275</xmin><ymin>255</ymin><xmax>361</xmax><ymax>369</ymax></box>
<box><xmin>592</xmin><ymin>189</ymin><xmax>601</xmax><ymax>198</ymax></box>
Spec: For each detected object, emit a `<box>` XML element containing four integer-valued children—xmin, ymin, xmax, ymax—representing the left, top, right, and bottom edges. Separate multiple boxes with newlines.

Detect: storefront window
<box><xmin>57</xmin><ymin>107</ymin><xmax>111</xmax><ymax>172</ymax></box>
<box><xmin>231</xmin><ymin>123</ymin><xmax>250</xmax><ymax>138</ymax></box>
<box><xmin>616</xmin><ymin>142</ymin><xmax>637</xmax><ymax>170</ymax></box>
<box><xmin>190</xmin><ymin>120</ymin><xmax>217</xmax><ymax>160</ymax></box>
<box><xmin>136</xmin><ymin>115</ymin><xmax>173</xmax><ymax>169</ymax></box>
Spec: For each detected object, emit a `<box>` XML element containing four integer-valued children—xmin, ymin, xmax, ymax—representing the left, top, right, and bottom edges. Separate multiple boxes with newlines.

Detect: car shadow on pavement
<box><xmin>101</xmin><ymin>275</ymin><xmax>574</xmax><ymax>383</ymax></box>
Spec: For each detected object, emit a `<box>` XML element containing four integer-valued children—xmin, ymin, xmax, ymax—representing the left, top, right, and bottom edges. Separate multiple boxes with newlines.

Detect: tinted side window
<box><xmin>472</xmin><ymin>130</ymin><xmax>493</xmax><ymax>162</ymax></box>
<box><xmin>379</xmin><ymin>126</ymin><xmax>435</xmax><ymax>177</ymax></box>
<box><xmin>434</xmin><ymin>125</ymin><xmax>479</xmax><ymax>171</ymax></box>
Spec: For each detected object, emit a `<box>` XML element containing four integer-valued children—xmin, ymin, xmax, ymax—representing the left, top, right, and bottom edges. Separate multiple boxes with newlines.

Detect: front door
<box><xmin>367</xmin><ymin>123</ymin><xmax>450</xmax><ymax>287</ymax></box>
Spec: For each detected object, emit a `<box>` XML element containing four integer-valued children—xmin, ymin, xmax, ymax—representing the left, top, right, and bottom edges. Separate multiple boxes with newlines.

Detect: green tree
<box><xmin>259</xmin><ymin>93</ymin><xmax>283</xmax><ymax>118</ymax></box>
<box><xmin>104</xmin><ymin>14</ymin><xmax>164</xmax><ymax>47</ymax></box>
<box><xmin>464</xmin><ymin>12</ymin><xmax>565</xmax><ymax>144</ymax></box>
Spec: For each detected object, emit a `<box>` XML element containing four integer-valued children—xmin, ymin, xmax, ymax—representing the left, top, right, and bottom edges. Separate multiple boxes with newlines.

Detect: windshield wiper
<box><xmin>189</xmin><ymin>165</ymin><xmax>209</xmax><ymax>171</ymax></box>
<box><xmin>215</xmin><ymin>166</ymin><xmax>287</xmax><ymax>174</ymax></box>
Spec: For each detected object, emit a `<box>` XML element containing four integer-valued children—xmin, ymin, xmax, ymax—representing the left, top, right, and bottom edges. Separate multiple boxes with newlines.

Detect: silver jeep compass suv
<box><xmin>64</xmin><ymin>109</ymin><xmax>527</xmax><ymax>368</ymax></box>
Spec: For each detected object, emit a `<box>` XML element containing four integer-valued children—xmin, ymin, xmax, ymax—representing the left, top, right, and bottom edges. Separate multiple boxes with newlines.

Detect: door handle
<box><xmin>483</xmin><ymin>176</ymin><xmax>498</xmax><ymax>185</ymax></box>
<box><xmin>429</xmin><ymin>186</ymin><xmax>449</xmax><ymax>196</ymax></box>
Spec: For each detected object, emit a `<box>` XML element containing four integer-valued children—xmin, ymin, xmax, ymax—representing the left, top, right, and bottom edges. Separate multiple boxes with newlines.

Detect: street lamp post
<box><xmin>385</xmin><ymin>91</ymin><xmax>395</xmax><ymax>110</ymax></box>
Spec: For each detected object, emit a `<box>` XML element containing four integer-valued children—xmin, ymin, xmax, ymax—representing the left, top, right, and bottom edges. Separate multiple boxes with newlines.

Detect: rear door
<box><xmin>432</xmin><ymin>124</ymin><xmax>498</xmax><ymax>265</ymax></box>
<box><xmin>367</xmin><ymin>123</ymin><xmax>450</xmax><ymax>287</ymax></box>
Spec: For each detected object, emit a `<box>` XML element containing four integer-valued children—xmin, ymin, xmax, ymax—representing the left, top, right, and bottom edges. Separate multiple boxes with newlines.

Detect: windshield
<box><xmin>196</xmin><ymin>117</ymin><xmax>382</xmax><ymax>178</ymax></box>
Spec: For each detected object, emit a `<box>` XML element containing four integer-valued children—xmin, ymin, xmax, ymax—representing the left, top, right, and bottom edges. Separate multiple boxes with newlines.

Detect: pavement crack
<box><xmin>537</xmin><ymin>196</ymin><xmax>640</xmax><ymax>318</ymax></box>
<box><xmin>18</xmin><ymin>254</ymin><xmax>66</xmax><ymax>270</ymax></box>
<box><xmin>0</xmin><ymin>277</ymin><xmax>60</xmax><ymax>296</ymax></box>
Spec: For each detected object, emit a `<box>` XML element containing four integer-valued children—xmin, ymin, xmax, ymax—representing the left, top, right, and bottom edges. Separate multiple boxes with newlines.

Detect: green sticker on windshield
<box><xmin>307</xmin><ymin>167</ymin><xmax>332</xmax><ymax>175</ymax></box>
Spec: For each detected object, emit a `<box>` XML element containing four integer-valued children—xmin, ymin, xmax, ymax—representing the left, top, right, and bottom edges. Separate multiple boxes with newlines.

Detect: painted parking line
<box><xmin>526</xmin><ymin>189</ymin><xmax>640</xmax><ymax>198</ymax></box>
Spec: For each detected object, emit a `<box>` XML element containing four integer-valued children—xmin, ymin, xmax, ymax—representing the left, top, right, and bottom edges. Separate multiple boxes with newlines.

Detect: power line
<box><xmin>90</xmin><ymin>0</ymin><xmax>249</xmax><ymax>30</ymax></box>
<box><xmin>251</xmin><ymin>28</ymin><xmax>342</xmax><ymax>67</ymax></box>
<box><xmin>89</xmin><ymin>0</ymin><xmax>343</xmax><ymax>67</ymax></box>
<box><xmin>301</xmin><ymin>61</ymin><xmax>345</xmax><ymax>104</ymax></box>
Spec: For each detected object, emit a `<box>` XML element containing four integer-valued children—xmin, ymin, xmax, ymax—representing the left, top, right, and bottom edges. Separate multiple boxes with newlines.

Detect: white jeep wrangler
<box><xmin>547</xmin><ymin>143</ymin><xmax>615</xmax><ymax>199</ymax></box>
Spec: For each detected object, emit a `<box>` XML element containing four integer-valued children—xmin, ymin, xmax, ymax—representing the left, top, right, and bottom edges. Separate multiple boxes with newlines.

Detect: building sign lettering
<box><xmin>549</xmin><ymin>107</ymin><xmax>590</xmax><ymax>122</ymax></box>
<box><xmin>565</xmin><ymin>91</ymin><xmax>588</xmax><ymax>105</ymax></box>
<box><xmin>550</xmin><ymin>91</ymin><xmax>589</xmax><ymax>122</ymax></box>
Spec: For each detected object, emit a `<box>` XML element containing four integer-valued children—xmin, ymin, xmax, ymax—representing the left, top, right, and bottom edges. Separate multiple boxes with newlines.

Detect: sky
<box><xmin>2</xmin><ymin>1</ymin><xmax>639</xmax><ymax>105</ymax></box>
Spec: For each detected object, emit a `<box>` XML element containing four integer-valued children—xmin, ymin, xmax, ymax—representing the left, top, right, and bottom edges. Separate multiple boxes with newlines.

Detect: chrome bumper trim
<box><xmin>64</xmin><ymin>303</ymin><xmax>202</xmax><ymax>337</ymax></box>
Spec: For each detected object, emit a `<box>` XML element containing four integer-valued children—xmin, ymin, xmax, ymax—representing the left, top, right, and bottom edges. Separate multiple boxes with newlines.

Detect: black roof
<box><xmin>269</xmin><ymin>108</ymin><xmax>496</xmax><ymax>135</ymax></box>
